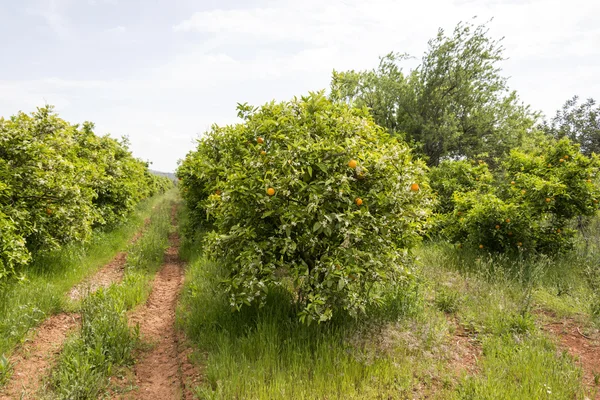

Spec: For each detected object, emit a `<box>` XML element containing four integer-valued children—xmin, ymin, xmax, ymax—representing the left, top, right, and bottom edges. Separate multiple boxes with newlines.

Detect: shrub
<box><xmin>178</xmin><ymin>92</ymin><xmax>433</xmax><ymax>323</ymax></box>
<box><xmin>436</xmin><ymin>138</ymin><xmax>600</xmax><ymax>253</ymax></box>
<box><xmin>429</xmin><ymin>159</ymin><xmax>493</xmax><ymax>214</ymax></box>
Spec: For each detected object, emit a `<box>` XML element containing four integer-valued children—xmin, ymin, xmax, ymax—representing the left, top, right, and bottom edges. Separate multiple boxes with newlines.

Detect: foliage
<box><xmin>434</xmin><ymin>139</ymin><xmax>600</xmax><ymax>253</ymax></box>
<box><xmin>429</xmin><ymin>159</ymin><xmax>493</xmax><ymax>214</ymax></box>
<box><xmin>541</xmin><ymin>95</ymin><xmax>600</xmax><ymax>156</ymax></box>
<box><xmin>0</xmin><ymin>106</ymin><xmax>171</xmax><ymax>278</ymax></box>
<box><xmin>178</xmin><ymin>92</ymin><xmax>433</xmax><ymax>323</ymax></box>
<box><xmin>330</xmin><ymin>20</ymin><xmax>537</xmax><ymax>166</ymax></box>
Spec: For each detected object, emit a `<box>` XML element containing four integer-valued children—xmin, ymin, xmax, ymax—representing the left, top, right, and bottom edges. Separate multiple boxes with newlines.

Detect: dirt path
<box><xmin>68</xmin><ymin>218</ymin><xmax>150</xmax><ymax>301</ymax></box>
<box><xmin>0</xmin><ymin>221</ymin><xmax>150</xmax><ymax>399</ymax></box>
<box><xmin>0</xmin><ymin>313</ymin><xmax>80</xmax><ymax>400</ymax></box>
<box><xmin>122</xmin><ymin>208</ymin><xmax>197</xmax><ymax>400</ymax></box>
<box><xmin>543</xmin><ymin>317</ymin><xmax>600</xmax><ymax>399</ymax></box>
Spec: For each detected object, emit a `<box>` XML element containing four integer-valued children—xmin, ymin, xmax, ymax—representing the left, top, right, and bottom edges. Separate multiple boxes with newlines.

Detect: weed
<box><xmin>434</xmin><ymin>287</ymin><xmax>461</xmax><ymax>314</ymax></box>
<box><xmin>0</xmin><ymin>354</ymin><xmax>13</xmax><ymax>386</ymax></box>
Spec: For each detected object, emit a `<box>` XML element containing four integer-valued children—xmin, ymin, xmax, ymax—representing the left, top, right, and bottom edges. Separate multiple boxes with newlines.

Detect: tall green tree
<box><xmin>331</xmin><ymin>21</ymin><xmax>537</xmax><ymax>166</ymax></box>
<box><xmin>541</xmin><ymin>96</ymin><xmax>600</xmax><ymax>156</ymax></box>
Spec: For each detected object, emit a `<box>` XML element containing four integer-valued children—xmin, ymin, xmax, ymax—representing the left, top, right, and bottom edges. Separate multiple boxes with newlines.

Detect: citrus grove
<box><xmin>0</xmin><ymin>106</ymin><xmax>172</xmax><ymax>279</ymax></box>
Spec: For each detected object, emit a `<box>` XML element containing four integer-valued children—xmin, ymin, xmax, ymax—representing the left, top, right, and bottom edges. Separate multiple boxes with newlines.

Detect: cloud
<box><xmin>3</xmin><ymin>0</ymin><xmax>600</xmax><ymax>171</ymax></box>
<box><xmin>26</xmin><ymin>0</ymin><xmax>71</xmax><ymax>38</ymax></box>
<box><xmin>106</xmin><ymin>25</ymin><xmax>126</xmax><ymax>34</ymax></box>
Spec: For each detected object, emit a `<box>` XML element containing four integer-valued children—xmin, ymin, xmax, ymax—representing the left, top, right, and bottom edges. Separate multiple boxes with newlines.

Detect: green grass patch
<box><xmin>50</xmin><ymin>288</ymin><xmax>138</xmax><ymax>399</ymax></box>
<box><xmin>417</xmin><ymin>241</ymin><xmax>591</xmax><ymax>399</ymax></box>
<box><xmin>457</xmin><ymin>335</ymin><xmax>584</xmax><ymax>399</ymax></box>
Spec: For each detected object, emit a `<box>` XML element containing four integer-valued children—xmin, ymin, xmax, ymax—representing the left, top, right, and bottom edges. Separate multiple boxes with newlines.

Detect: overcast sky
<box><xmin>1</xmin><ymin>0</ymin><xmax>599</xmax><ymax>172</ymax></box>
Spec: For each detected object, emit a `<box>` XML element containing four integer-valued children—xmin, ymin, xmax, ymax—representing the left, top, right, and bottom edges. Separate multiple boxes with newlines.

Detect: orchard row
<box><xmin>0</xmin><ymin>106</ymin><xmax>172</xmax><ymax>278</ymax></box>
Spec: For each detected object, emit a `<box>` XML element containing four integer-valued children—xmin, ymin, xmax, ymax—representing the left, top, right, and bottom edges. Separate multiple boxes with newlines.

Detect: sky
<box><xmin>0</xmin><ymin>0</ymin><xmax>599</xmax><ymax>172</ymax></box>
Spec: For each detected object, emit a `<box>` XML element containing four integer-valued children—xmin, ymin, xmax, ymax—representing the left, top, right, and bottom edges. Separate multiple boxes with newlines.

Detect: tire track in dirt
<box><xmin>0</xmin><ymin>313</ymin><xmax>80</xmax><ymax>400</ymax></box>
<box><xmin>122</xmin><ymin>206</ymin><xmax>198</xmax><ymax>400</ymax></box>
<box><xmin>0</xmin><ymin>221</ymin><xmax>149</xmax><ymax>399</ymax></box>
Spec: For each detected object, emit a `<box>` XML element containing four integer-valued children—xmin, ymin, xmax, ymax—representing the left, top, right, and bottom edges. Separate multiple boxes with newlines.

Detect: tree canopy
<box><xmin>331</xmin><ymin>21</ymin><xmax>537</xmax><ymax>166</ymax></box>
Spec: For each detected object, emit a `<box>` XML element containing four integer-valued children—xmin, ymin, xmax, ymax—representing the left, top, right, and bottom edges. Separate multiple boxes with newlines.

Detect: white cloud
<box><xmin>26</xmin><ymin>0</ymin><xmax>71</xmax><ymax>38</ymax></box>
<box><xmin>106</xmin><ymin>25</ymin><xmax>126</xmax><ymax>34</ymax></box>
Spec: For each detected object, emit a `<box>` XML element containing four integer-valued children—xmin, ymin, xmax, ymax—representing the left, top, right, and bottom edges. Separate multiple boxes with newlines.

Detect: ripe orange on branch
<box><xmin>266</xmin><ymin>187</ymin><xmax>275</xmax><ymax>196</ymax></box>
<box><xmin>348</xmin><ymin>159</ymin><xmax>357</xmax><ymax>169</ymax></box>
<box><xmin>410</xmin><ymin>183</ymin><xmax>420</xmax><ymax>192</ymax></box>
<box><xmin>355</xmin><ymin>197</ymin><xmax>363</xmax><ymax>206</ymax></box>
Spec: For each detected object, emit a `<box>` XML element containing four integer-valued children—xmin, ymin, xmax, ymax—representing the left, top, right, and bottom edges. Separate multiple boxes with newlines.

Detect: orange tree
<box><xmin>178</xmin><ymin>92</ymin><xmax>433</xmax><ymax>323</ymax></box>
<box><xmin>434</xmin><ymin>138</ymin><xmax>600</xmax><ymax>253</ymax></box>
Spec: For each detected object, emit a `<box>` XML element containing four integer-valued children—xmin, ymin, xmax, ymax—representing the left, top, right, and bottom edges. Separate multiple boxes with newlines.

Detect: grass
<box><xmin>178</xmin><ymin>257</ymin><xmax>426</xmax><ymax>399</ymax></box>
<box><xmin>178</xmin><ymin>209</ymin><xmax>599</xmax><ymax>399</ymax></box>
<box><xmin>48</xmin><ymin>194</ymin><xmax>175</xmax><ymax>399</ymax></box>
<box><xmin>50</xmin><ymin>289</ymin><xmax>139</xmax><ymax>399</ymax></box>
<box><xmin>0</xmin><ymin>194</ymin><xmax>166</xmax><ymax>359</ymax></box>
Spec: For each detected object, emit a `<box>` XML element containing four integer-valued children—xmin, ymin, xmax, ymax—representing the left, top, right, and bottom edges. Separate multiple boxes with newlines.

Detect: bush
<box><xmin>435</xmin><ymin>138</ymin><xmax>600</xmax><ymax>253</ymax></box>
<box><xmin>178</xmin><ymin>92</ymin><xmax>433</xmax><ymax>323</ymax></box>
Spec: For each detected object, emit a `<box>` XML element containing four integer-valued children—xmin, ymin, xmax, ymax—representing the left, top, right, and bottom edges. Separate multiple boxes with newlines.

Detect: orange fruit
<box><xmin>564</xmin><ymin>155</ymin><xmax>569</xmax><ymax>159</ymax></box>
<box><xmin>557</xmin><ymin>228</ymin><xmax>561</xmax><ymax>233</ymax></box>
<box><xmin>521</xmin><ymin>190</ymin><xmax>527</xmax><ymax>194</ymax></box>
<box><xmin>511</xmin><ymin>181</ymin><xmax>515</xmax><ymax>185</ymax></box>
<box><xmin>410</xmin><ymin>183</ymin><xmax>420</xmax><ymax>192</ymax></box>
<box><xmin>545</xmin><ymin>197</ymin><xmax>551</xmax><ymax>203</ymax></box>
<box><xmin>559</xmin><ymin>158</ymin><xmax>565</xmax><ymax>163</ymax></box>
<box><xmin>260</xmin><ymin>150</ymin><xmax>266</xmax><ymax>155</ymax></box>
<box><xmin>587</xmin><ymin>179</ymin><xmax>592</xmax><ymax>183</ymax></box>
<box><xmin>506</xmin><ymin>218</ymin><xmax>511</xmax><ymax>223</ymax></box>
<box><xmin>46</xmin><ymin>208</ymin><xmax>52</xmax><ymax>215</ymax></box>
<box><xmin>348</xmin><ymin>159</ymin><xmax>357</xmax><ymax>169</ymax></box>
<box><xmin>257</xmin><ymin>137</ymin><xmax>264</xmax><ymax>144</ymax></box>
<box><xmin>547</xmin><ymin>163</ymin><xmax>552</xmax><ymax>167</ymax></box>
<box><xmin>355</xmin><ymin>197</ymin><xmax>363</xmax><ymax>206</ymax></box>
<box><xmin>479</xmin><ymin>244</ymin><xmax>484</xmax><ymax>249</ymax></box>
<box><xmin>495</xmin><ymin>225</ymin><xmax>500</xmax><ymax>229</ymax></box>
<box><xmin>517</xmin><ymin>242</ymin><xmax>522</xmax><ymax>247</ymax></box>
<box><xmin>267</xmin><ymin>187</ymin><xmax>275</xmax><ymax>196</ymax></box>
